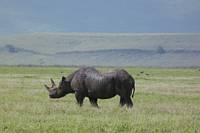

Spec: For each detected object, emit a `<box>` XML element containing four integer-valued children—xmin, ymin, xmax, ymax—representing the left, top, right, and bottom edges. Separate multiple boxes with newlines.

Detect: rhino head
<box><xmin>44</xmin><ymin>77</ymin><xmax>73</xmax><ymax>98</ymax></box>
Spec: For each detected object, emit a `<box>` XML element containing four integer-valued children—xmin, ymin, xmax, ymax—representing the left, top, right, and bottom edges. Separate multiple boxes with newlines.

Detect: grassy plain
<box><xmin>0</xmin><ymin>66</ymin><xmax>200</xmax><ymax>133</ymax></box>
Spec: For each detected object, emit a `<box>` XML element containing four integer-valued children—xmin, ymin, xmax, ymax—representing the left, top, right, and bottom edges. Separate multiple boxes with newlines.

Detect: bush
<box><xmin>5</xmin><ymin>44</ymin><xmax>18</xmax><ymax>53</ymax></box>
<box><xmin>157</xmin><ymin>46</ymin><xmax>166</xmax><ymax>54</ymax></box>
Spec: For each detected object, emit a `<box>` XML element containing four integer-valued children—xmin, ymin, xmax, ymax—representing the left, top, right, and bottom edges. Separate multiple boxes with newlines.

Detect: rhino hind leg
<box><xmin>119</xmin><ymin>97</ymin><xmax>126</xmax><ymax>107</ymax></box>
<box><xmin>75</xmin><ymin>91</ymin><xmax>85</xmax><ymax>107</ymax></box>
<box><xmin>125</xmin><ymin>97</ymin><xmax>133</xmax><ymax>108</ymax></box>
<box><xmin>89</xmin><ymin>97</ymin><xmax>99</xmax><ymax>108</ymax></box>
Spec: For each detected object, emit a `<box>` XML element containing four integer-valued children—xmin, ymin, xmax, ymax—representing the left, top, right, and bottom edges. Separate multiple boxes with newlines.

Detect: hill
<box><xmin>0</xmin><ymin>32</ymin><xmax>200</xmax><ymax>67</ymax></box>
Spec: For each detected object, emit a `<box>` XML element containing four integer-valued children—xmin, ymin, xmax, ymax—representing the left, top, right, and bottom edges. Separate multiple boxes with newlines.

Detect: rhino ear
<box><xmin>62</xmin><ymin>76</ymin><xmax>66</xmax><ymax>81</ymax></box>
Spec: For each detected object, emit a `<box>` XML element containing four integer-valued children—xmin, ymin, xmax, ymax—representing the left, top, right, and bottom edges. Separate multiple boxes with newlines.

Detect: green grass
<box><xmin>0</xmin><ymin>66</ymin><xmax>200</xmax><ymax>133</ymax></box>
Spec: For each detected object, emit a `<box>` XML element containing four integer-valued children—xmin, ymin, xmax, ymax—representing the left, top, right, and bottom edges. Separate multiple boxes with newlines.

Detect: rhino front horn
<box><xmin>44</xmin><ymin>84</ymin><xmax>50</xmax><ymax>91</ymax></box>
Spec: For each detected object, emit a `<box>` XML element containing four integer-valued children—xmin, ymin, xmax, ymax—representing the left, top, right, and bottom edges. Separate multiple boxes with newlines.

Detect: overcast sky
<box><xmin>0</xmin><ymin>0</ymin><xmax>200</xmax><ymax>35</ymax></box>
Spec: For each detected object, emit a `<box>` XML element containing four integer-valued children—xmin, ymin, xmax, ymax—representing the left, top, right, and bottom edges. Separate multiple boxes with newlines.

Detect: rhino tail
<box><xmin>131</xmin><ymin>84</ymin><xmax>135</xmax><ymax>98</ymax></box>
<box><xmin>131</xmin><ymin>80</ymin><xmax>135</xmax><ymax>98</ymax></box>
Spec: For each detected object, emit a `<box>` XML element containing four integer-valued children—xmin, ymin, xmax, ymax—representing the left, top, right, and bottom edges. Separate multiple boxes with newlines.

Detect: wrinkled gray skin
<box><xmin>45</xmin><ymin>67</ymin><xmax>135</xmax><ymax>108</ymax></box>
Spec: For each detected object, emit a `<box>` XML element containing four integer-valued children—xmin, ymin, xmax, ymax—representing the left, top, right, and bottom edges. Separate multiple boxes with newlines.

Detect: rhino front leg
<box><xmin>75</xmin><ymin>91</ymin><xmax>85</xmax><ymax>107</ymax></box>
